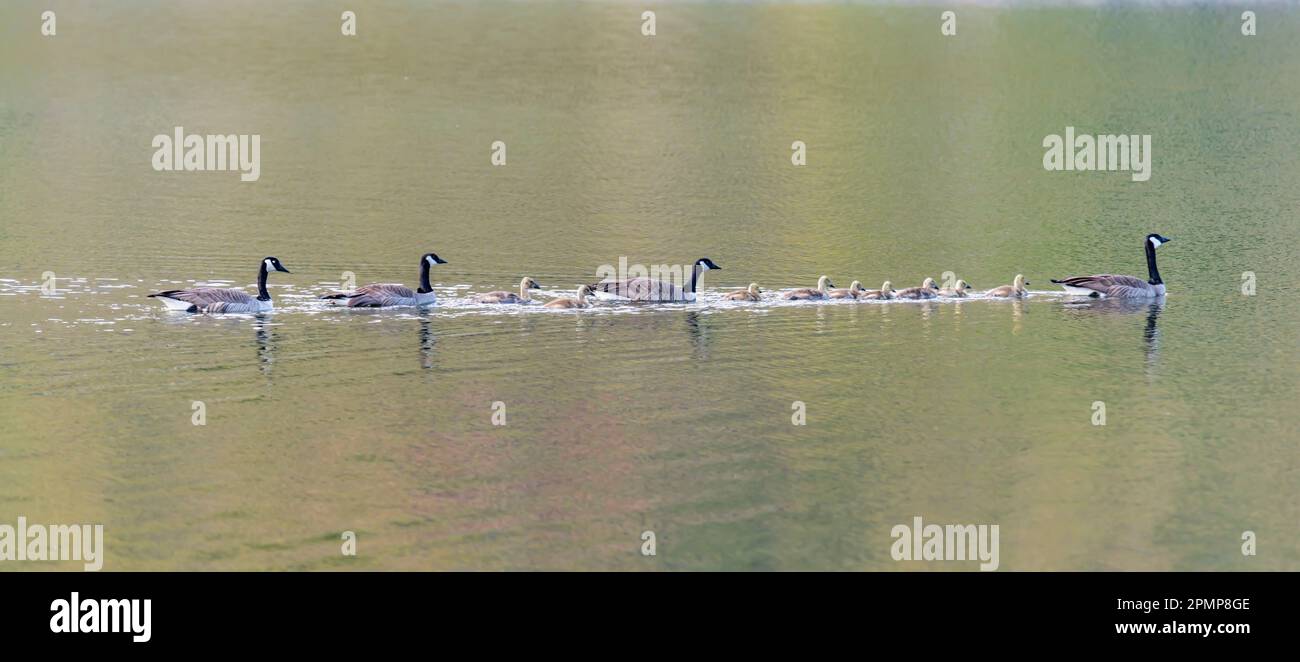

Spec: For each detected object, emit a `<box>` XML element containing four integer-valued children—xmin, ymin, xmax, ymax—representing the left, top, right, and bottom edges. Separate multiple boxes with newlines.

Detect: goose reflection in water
<box><xmin>253</xmin><ymin>314</ymin><xmax>276</xmax><ymax>376</ymax></box>
<box><xmin>684</xmin><ymin>310</ymin><xmax>712</xmax><ymax>360</ymax></box>
<box><xmin>418</xmin><ymin>312</ymin><xmax>436</xmax><ymax>370</ymax></box>
<box><xmin>1061</xmin><ymin>297</ymin><xmax>1165</xmax><ymax>368</ymax></box>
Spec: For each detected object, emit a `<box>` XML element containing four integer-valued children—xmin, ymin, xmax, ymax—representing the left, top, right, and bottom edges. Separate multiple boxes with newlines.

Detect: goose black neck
<box><xmin>689</xmin><ymin>264</ymin><xmax>701</xmax><ymax>294</ymax></box>
<box><xmin>418</xmin><ymin>260</ymin><xmax>432</xmax><ymax>293</ymax></box>
<box><xmin>257</xmin><ymin>263</ymin><xmax>271</xmax><ymax>301</ymax></box>
<box><xmin>1145</xmin><ymin>240</ymin><xmax>1162</xmax><ymax>285</ymax></box>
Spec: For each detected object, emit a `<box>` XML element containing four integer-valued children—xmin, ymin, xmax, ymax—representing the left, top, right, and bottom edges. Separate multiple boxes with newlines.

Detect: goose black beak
<box><xmin>278</xmin><ymin>267</ymin><xmax>291</xmax><ymax>273</ymax></box>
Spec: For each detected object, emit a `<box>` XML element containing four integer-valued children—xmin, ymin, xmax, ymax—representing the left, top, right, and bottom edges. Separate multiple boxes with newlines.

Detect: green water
<box><xmin>0</xmin><ymin>1</ymin><xmax>1297</xmax><ymax>570</ymax></box>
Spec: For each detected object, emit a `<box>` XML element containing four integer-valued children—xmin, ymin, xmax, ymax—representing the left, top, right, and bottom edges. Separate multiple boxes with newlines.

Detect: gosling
<box><xmin>986</xmin><ymin>274</ymin><xmax>1029</xmax><ymax>298</ymax></box>
<box><xmin>725</xmin><ymin>283</ymin><xmax>764</xmax><ymax>302</ymax></box>
<box><xmin>543</xmin><ymin>285</ymin><xmax>593</xmax><ymax>309</ymax></box>
<box><xmin>894</xmin><ymin>277</ymin><xmax>940</xmax><ymax>300</ymax></box>
<box><xmin>828</xmin><ymin>280</ymin><xmax>866</xmax><ymax>299</ymax></box>
<box><xmin>473</xmin><ymin>277</ymin><xmax>541</xmax><ymax>304</ymax></box>
<box><xmin>856</xmin><ymin>281</ymin><xmax>896</xmax><ymax>300</ymax></box>
<box><xmin>938</xmin><ymin>279</ymin><xmax>973</xmax><ymax>297</ymax></box>
<box><xmin>784</xmin><ymin>276</ymin><xmax>835</xmax><ymax>300</ymax></box>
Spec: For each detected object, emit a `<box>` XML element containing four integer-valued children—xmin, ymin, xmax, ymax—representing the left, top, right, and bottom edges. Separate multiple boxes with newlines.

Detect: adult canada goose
<box><xmin>784</xmin><ymin>275</ymin><xmax>835</xmax><ymax>300</ymax></box>
<box><xmin>588</xmin><ymin>257</ymin><xmax>721</xmax><ymax>302</ymax></box>
<box><xmin>148</xmin><ymin>257</ymin><xmax>291</xmax><ymax>313</ymax></box>
<box><xmin>986</xmin><ymin>274</ymin><xmax>1029</xmax><ymax>298</ymax></box>
<box><xmin>320</xmin><ymin>252</ymin><xmax>448</xmax><ymax>307</ymax></box>
<box><xmin>856</xmin><ymin>281</ymin><xmax>896</xmax><ymax>300</ymax></box>
<box><xmin>474</xmin><ymin>277</ymin><xmax>541</xmax><ymax>304</ymax></box>
<box><xmin>894</xmin><ymin>277</ymin><xmax>940</xmax><ymax>300</ymax></box>
<box><xmin>828</xmin><ymin>280</ymin><xmax>866</xmax><ymax>299</ymax></box>
<box><xmin>1051</xmin><ymin>234</ymin><xmax>1172</xmax><ymax>298</ymax></box>
<box><xmin>543</xmin><ymin>285</ymin><xmax>593</xmax><ymax>309</ymax></box>
<box><xmin>725</xmin><ymin>283</ymin><xmax>764</xmax><ymax>301</ymax></box>
<box><xmin>938</xmin><ymin>279</ymin><xmax>973</xmax><ymax>297</ymax></box>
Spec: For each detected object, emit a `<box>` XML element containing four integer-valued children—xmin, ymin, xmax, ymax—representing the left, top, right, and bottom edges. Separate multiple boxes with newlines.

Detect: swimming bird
<box><xmin>725</xmin><ymin>283</ymin><xmax>763</xmax><ymax>301</ymax></box>
<box><xmin>1051</xmin><ymin>234</ymin><xmax>1172</xmax><ymax>298</ymax></box>
<box><xmin>856</xmin><ymin>281</ymin><xmax>896</xmax><ymax>300</ymax></box>
<box><xmin>588</xmin><ymin>257</ymin><xmax>721</xmax><ymax>302</ymax></box>
<box><xmin>986</xmin><ymin>274</ymin><xmax>1029</xmax><ymax>298</ymax></box>
<box><xmin>784</xmin><ymin>276</ymin><xmax>835</xmax><ymax>300</ymax></box>
<box><xmin>828</xmin><ymin>280</ymin><xmax>866</xmax><ymax>299</ymax></box>
<box><xmin>474</xmin><ymin>277</ymin><xmax>541</xmax><ymax>304</ymax></box>
<box><xmin>938</xmin><ymin>279</ymin><xmax>973</xmax><ymax>297</ymax></box>
<box><xmin>894</xmin><ymin>277</ymin><xmax>940</xmax><ymax>300</ymax></box>
<box><xmin>148</xmin><ymin>257</ymin><xmax>291</xmax><ymax>313</ymax></box>
<box><xmin>320</xmin><ymin>252</ymin><xmax>448</xmax><ymax>307</ymax></box>
<box><xmin>543</xmin><ymin>285</ymin><xmax>593</xmax><ymax>309</ymax></box>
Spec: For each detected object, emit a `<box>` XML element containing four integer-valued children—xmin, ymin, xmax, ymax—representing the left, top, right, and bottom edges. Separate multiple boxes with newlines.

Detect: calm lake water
<box><xmin>1</xmin><ymin>2</ymin><xmax>1297</xmax><ymax>570</ymax></box>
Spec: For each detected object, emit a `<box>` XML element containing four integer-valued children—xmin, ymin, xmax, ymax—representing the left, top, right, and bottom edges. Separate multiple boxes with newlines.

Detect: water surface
<box><xmin>1</xmin><ymin>1</ymin><xmax>1297</xmax><ymax>570</ymax></box>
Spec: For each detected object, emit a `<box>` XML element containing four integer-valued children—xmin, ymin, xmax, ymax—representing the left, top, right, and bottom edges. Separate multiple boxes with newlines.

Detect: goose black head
<box><xmin>1146</xmin><ymin>233</ymin><xmax>1171</xmax><ymax>248</ymax></box>
<box><xmin>262</xmin><ymin>257</ymin><xmax>290</xmax><ymax>273</ymax></box>
<box><xmin>695</xmin><ymin>257</ymin><xmax>721</xmax><ymax>271</ymax></box>
<box><xmin>423</xmin><ymin>252</ymin><xmax>449</xmax><ymax>265</ymax></box>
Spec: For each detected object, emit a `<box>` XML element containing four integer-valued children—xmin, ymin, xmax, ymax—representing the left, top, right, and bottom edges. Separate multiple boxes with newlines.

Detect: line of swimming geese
<box><xmin>146</xmin><ymin>233</ymin><xmax>1171</xmax><ymax>314</ymax></box>
<box><xmin>730</xmin><ymin>274</ymin><xmax>1029</xmax><ymax>302</ymax></box>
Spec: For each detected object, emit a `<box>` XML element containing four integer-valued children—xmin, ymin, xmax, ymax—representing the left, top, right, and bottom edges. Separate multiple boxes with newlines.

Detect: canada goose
<box><xmin>474</xmin><ymin>277</ymin><xmax>541</xmax><ymax>304</ymax></box>
<box><xmin>543</xmin><ymin>285</ymin><xmax>593</xmax><ymax>309</ymax></box>
<box><xmin>856</xmin><ymin>281</ymin><xmax>896</xmax><ymax>300</ymax></box>
<box><xmin>938</xmin><ymin>279</ymin><xmax>973</xmax><ymax>297</ymax></box>
<box><xmin>828</xmin><ymin>280</ymin><xmax>866</xmax><ymax>299</ymax></box>
<box><xmin>588</xmin><ymin>257</ymin><xmax>721</xmax><ymax>302</ymax></box>
<box><xmin>784</xmin><ymin>275</ymin><xmax>835</xmax><ymax>300</ymax></box>
<box><xmin>986</xmin><ymin>274</ymin><xmax>1029</xmax><ymax>298</ymax></box>
<box><xmin>320</xmin><ymin>252</ymin><xmax>448</xmax><ymax>307</ymax></box>
<box><xmin>1051</xmin><ymin>234</ymin><xmax>1172</xmax><ymax>298</ymax></box>
<box><xmin>725</xmin><ymin>283</ymin><xmax>763</xmax><ymax>301</ymax></box>
<box><xmin>894</xmin><ymin>277</ymin><xmax>940</xmax><ymax>300</ymax></box>
<box><xmin>148</xmin><ymin>257</ymin><xmax>291</xmax><ymax>313</ymax></box>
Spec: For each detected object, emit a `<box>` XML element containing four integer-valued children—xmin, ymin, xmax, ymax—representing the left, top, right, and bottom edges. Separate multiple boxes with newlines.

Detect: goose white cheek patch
<box><xmin>1150</xmin><ymin>237</ymin><xmax>1163</xmax><ymax>247</ymax></box>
